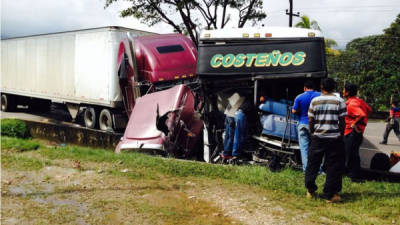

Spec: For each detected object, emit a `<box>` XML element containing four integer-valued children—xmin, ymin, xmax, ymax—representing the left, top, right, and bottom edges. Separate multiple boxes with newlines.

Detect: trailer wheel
<box><xmin>99</xmin><ymin>109</ymin><xmax>114</xmax><ymax>132</ymax></box>
<box><xmin>84</xmin><ymin>107</ymin><xmax>98</xmax><ymax>129</ymax></box>
<box><xmin>1</xmin><ymin>94</ymin><xmax>17</xmax><ymax>112</ymax></box>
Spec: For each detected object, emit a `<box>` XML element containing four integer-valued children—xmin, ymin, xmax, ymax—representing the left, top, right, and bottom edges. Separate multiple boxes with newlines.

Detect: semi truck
<box><xmin>1</xmin><ymin>26</ymin><xmax>198</xmax><ymax>131</ymax></box>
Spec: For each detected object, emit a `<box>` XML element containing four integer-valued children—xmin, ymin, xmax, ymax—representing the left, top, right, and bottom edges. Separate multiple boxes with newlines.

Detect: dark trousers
<box><xmin>305</xmin><ymin>136</ymin><xmax>345</xmax><ymax>198</ymax></box>
<box><xmin>382</xmin><ymin>119</ymin><xmax>400</xmax><ymax>143</ymax></box>
<box><xmin>345</xmin><ymin>131</ymin><xmax>363</xmax><ymax>179</ymax></box>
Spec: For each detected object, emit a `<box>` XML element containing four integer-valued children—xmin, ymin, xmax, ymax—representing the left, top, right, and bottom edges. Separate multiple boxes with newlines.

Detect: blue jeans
<box><xmin>223</xmin><ymin>110</ymin><xmax>247</xmax><ymax>157</ymax></box>
<box><xmin>298</xmin><ymin>124</ymin><xmax>310</xmax><ymax>172</ymax></box>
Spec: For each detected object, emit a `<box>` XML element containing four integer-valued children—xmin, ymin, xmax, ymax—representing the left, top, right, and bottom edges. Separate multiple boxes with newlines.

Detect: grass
<box><xmin>1</xmin><ymin>136</ymin><xmax>40</xmax><ymax>152</ymax></box>
<box><xmin>1</xmin><ymin>136</ymin><xmax>46</xmax><ymax>170</ymax></box>
<box><xmin>1</xmin><ymin>118</ymin><xmax>30</xmax><ymax>138</ymax></box>
<box><xmin>1</xmin><ymin>154</ymin><xmax>49</xmax><ymax>171</ymax></box>
<box><xmin>2</xmin><ymin>136</ymin><xmax>400</xmax><ymax>224</ymax></box>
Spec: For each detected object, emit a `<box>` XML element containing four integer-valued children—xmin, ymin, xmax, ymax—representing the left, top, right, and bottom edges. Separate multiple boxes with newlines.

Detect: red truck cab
<box><xmin>115</xmin><ymin>85</ymin><xmax>203</xmax><ymax>158</ymax></box>
<box><xmin>134</xmin><ymin>34</ymin><xmax>197</xmax><ymax>83</ymax></box>
<box><xmin>115</xmin><ymin>34</ymin><xmax>202</xmax><ymax>156</ymax></box>
<box><xmin>117</xmin><ymin>33</ymin><xmax>198</xmax><ymax>116</ymax></box>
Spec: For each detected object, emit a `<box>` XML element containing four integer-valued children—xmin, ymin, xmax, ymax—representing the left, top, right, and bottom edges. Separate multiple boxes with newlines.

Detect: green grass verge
<box><xmin>1</xmin><ymin>136</ymin><xmax>44</xmax><ymax>170</ymax></box>
<box><xmin>1</xmin><ymin>154</ymin><xmax>50</xmax><ymax>171</ymax></box>
<box><xmin>1</xmin><ymin>118</ymin><xmax>30</xmax><ymax>138</ymax></box>
<box><xmin>1</xmin><ymin>136</ymin><xmax>41</xmax><ymax>152</ymax></box>
<box><xmin>2</xmin><ymin>136</ymin><xmax>400</xmax><ymax>224</ymax></box>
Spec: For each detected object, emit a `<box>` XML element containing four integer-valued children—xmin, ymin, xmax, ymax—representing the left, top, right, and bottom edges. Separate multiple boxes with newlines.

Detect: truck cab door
<box><xmin>117</xmin><ymin>39</ymin><xmax>141</xmax><ymax>116</ymax></box>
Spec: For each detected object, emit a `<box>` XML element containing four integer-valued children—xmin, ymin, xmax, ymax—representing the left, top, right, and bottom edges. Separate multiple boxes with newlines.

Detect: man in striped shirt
<box><xmin>305</xmin><ymin>78</ymin><xmax>347</xmax><ymax>203</ymax></box>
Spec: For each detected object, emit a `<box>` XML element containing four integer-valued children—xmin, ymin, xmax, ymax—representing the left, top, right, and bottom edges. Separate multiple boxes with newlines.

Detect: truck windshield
<box><xmin>156</xmin><ymin>45</ymin><xmax>184</xmax><ymax>54</ymax></box>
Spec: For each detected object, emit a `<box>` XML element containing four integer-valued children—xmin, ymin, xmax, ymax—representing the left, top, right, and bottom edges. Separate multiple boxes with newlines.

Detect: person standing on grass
<box><xmin>305</xmin><ymin>78</ymin><xmax>347</xmax><ymax>203</ymax></box>
<box><xmin>343</xmin><ymin>83</ymin><xmax>371</xmax><ymax>182</ymax></box>
<box><xmin>380</xmin><ymin>101</ymin><xmax>400</xmax><ymax>145</ymax></box>
<box><xmin>292</xmin><ymin>80</ymin><xmax>321</xmax><ymax>172</ymax></box>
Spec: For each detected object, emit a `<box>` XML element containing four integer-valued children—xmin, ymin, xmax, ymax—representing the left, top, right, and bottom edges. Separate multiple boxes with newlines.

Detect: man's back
<box><xmin>293</xmin><ymin>90</ymin><xmax>321</xmax><ymax>124</ymax></box>
<box><xmin>308</xmin><ymin>93</ymin><xmax>347</xmax><ymax>138</ymax></box>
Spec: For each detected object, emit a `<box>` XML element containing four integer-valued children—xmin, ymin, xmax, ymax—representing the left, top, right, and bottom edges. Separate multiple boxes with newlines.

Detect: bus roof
<box><xmin>200</xmin><ymin>27</ymin><xmax>323</xmax><ymax>39</ymax></box>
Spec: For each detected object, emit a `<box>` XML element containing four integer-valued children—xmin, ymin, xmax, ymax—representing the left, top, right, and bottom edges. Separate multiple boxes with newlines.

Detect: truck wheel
<box><xmin>1</xmin><ymin>94</ymin><xmax>17</xmax><ymax>112</ymax></box>
<box><xmin>84</xmin><ymin>107</ymin><xmax>98</xmax><ymax>129</ymax></box>
<box><xmin>99</xmin><ymin>109</ymin><xmax>114</xmax><ymax>132</ymax></box>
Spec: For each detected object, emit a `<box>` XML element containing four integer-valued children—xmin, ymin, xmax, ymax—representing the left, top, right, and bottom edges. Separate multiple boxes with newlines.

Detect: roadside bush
<box><xmin>1</xmin><ymin>119</ymin><xmax>30</xmax><ymax>138</ymax></box>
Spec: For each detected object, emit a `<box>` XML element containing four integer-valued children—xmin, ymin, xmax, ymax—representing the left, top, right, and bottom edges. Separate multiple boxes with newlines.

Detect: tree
<box><xmin>294</xmin><ymin>15</ymin><xmax>320</xmax><ymax>30</ymax></box>
<box><xmin>325</xmin><ymin>38</ymin><xmax>338</xmax><ymax>49</ymax></box>
<box><xmin>327</xmin><ymin>13</ymin><xmax>400</xmax><ymax>110</ymax></box>
<box><xmin>104</xmin><ymin>0</ymin><xmax>266</xmax><ymax>45</ymax></box>
<box><xmin>294</xmin><ymin>15</ymin><xmax>337</xmax><ymax>53</ymax></box>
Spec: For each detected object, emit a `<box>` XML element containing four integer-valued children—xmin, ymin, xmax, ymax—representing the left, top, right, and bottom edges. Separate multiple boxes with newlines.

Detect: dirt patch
<box><xmin>2</xmin><ymin>161</ymin><xmax>237</xmax><ymax>224</ymax></box>
<box><xmin>181</xmin><ymin>178</ymin><xmax>305</xmax><ymax>225</ymax></box>
<box><xmin>2</xmin><ymin>151</ymin><xmax>303</xmax><ymax>225</ymax></box>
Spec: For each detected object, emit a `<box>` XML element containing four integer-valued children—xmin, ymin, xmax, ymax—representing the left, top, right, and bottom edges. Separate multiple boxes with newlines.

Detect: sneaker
<box><xmin>220</xmin><ymin>154</ymin><xmax>232</xmax><ymax>159</ymax></box>
<box><xmin>326</xmin><ymin>194</ymin><xmax>341</xmax><ymax>203</ymax></box>
<box><xmin>220</xmin><ymin>154</ymin><xmax>232</xmax><ymax>164</ymax></box>
<box><xmin>379</xmin><ymin>141</ymin><xmax>387</xmax><ymax>145</ymax></box>
<box><xmin>306</xmin><ymin>191</ymin><xmax>316</xmax><ymax>199</ymax></box>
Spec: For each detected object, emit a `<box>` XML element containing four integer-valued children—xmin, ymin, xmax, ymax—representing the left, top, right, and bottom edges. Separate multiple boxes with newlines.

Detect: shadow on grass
<box><xmin>340</xmin><ymin>191</ymin><xmax>400</xmax><ymax>203</ymax></box>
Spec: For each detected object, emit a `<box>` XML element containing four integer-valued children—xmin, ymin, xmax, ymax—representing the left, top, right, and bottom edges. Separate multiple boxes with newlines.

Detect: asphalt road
<box><xmin>360</xmin><ymin>121</ymin><xmax>400</xmax><ymax>168</ymax></box>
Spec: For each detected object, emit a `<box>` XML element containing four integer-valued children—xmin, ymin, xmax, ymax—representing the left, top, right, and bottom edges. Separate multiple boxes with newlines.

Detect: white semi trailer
<box><xmin>1</xmin><ymin>26</ymin><xmax>154</xmax><ymax>131</ymax></box>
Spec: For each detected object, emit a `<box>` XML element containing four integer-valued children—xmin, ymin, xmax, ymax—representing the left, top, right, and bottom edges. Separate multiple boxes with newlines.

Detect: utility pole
<box><xmin>286</xmin><ymin>0</ymin><xmax>300</xmax><ymax>27</ymax></box>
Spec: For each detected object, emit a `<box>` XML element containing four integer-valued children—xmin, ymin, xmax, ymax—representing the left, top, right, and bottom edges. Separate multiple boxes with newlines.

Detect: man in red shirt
<box><xmin>343</xmin><ymin>83</ymin><xmax>372</xmax><ymax>182</ymax></box>
<box><xmin>380</xmin><ymin>102</ymin><xmax>400</xmax><ymax>144</ymax></box>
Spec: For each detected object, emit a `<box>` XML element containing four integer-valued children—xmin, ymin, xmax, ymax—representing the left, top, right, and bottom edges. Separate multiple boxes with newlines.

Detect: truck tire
<box><xmin>99</xmin><ymin>108</ymin><xmax>114</xmax><ymax>132</ymax></box>
<box><xmin>1</xmin><ymin>94</ymin><xmax>17</xmax><ymax>112</ymax></box>
<box><xmin>84</xmin><ymin>107</ymin><xmax>98</xmax><ymax>129</ymax></box>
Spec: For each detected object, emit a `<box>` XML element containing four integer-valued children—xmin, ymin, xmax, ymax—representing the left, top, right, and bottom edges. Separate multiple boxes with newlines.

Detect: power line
<box><xmin>268</xmin><ymin>4</ymin><xmax>400</xmax><ymax>14</ymax></box>
<box><xmin>297</xmin><ymin>5</ymin><xmax>400</xmax><ymax>10</ymax></box>
<box><xmin>268</xmin><ymin>10</ymin><xmax>396</xmax><ymax>14</ymax></box>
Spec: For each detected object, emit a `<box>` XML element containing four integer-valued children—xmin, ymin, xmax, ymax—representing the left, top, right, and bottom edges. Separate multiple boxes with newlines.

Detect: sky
<box><xmin>1</xmin><ymin>0</ymin><xmax>399</xmax><ymax>49</ymax></box>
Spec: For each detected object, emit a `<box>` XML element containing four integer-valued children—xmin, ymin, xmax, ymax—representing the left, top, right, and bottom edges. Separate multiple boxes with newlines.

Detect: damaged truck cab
<box><xmin>117</xmin><ymin>33</ymin><xmax>198</xmax><ymax>116</ymax></box>
<box><xmin>116</xmin><ymin>34</ymin><xmax>203</xmax><ymax>156</ymax></box>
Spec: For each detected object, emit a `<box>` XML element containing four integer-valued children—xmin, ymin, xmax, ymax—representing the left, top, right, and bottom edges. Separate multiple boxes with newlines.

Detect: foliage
<box><xmin>325</xmin><ymin>38</ymin><xmax>338</xmax><ymax>49</ymax></box>
<box><xmin>104</xmin><ymin>0</ymin><xmax>266</xmax><ymax>45</ymax></box>
<box><xmin>327</xmin><ymin>13</ymin><xmax>400</xmax><ymax>110</ymax></box>
<box><xmin>1</xmin><ymin>119</ymin><xmax>30</xmax><ymax>138</ymax></box>
<box><xmin>295</xmin><ymin>15</ymin><xmax>338</xmax><ymax>54</ymax></box>
<box><xmin>295</xmin><ymin>15</ymin><xmax>320</xmax><ymax>30</ymax></box>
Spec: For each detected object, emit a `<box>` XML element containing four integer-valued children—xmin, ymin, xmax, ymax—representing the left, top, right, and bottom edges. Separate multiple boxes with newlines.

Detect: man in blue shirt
<box><xmin>292</xmin><ymin>80</ymin><xmax>321</xmax><ymax>171</ymax></box>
